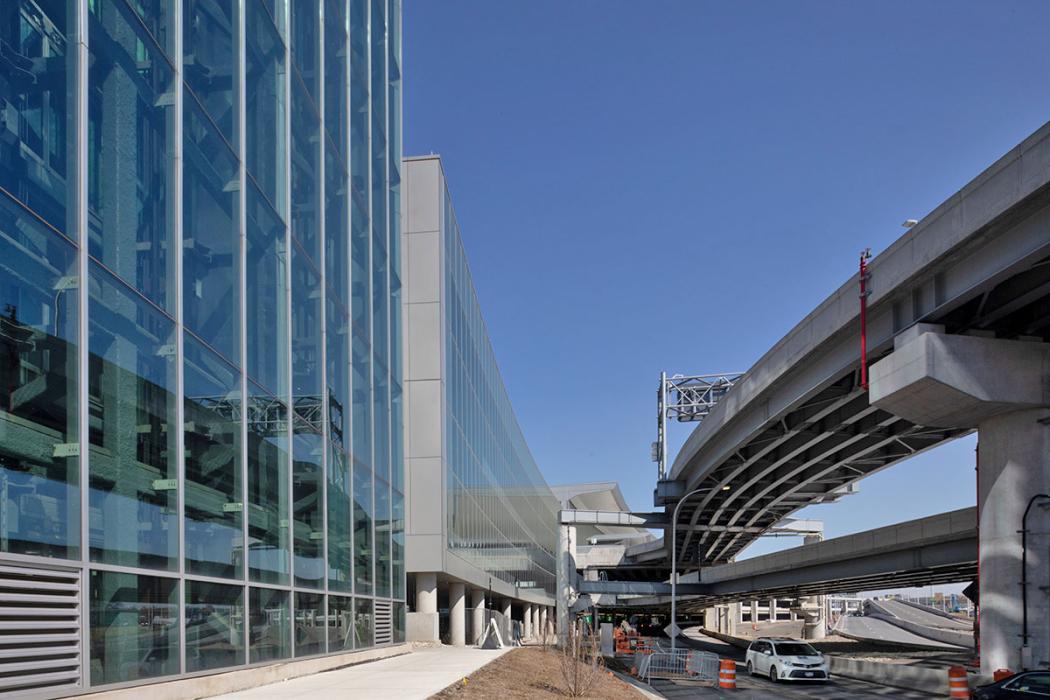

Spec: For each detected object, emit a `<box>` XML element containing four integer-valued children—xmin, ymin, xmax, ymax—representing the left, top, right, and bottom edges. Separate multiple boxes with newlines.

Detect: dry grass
<box><xmin>431</xmin><ymin>647</ymin><xmax>645</xmax><ymax>699</ymax></box>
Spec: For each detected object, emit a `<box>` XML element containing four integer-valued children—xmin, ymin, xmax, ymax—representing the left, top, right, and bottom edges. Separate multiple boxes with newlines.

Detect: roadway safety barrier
<box><xmin>718</xmin><ymin>658</ymin><xmax>737</xmax><ymax>689</ymax></box>
<box><xmin>948</xmin><ymin>665</ymin><xmax>968</xmax><ymax>698</ymax></box>
<box><xmin>993</xmin><ymin>668</ymin><xmax>1012</xmax><ymax>682</ymax></box>
<box><xmin>638</xmin><ymin>649</ymin><xmax>720</xmax><ymax>683</ymax></box>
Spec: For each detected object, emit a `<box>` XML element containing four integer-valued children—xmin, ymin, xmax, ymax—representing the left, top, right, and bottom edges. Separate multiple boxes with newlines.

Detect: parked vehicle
<box><xmin>972</xmin><ymin>671</ymin><xmax>1050</xmax><ymax>698</ymax></box>
<box><xmin>745</xmin><ymin>637</ymin><xmax>829</xmax><ymax>683</ymax></box>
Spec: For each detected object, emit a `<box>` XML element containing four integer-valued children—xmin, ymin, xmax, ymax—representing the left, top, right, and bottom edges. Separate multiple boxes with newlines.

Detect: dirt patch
<box><xmin>431</xmin><ymin>647</ymin><xmax>646</xmax><ymax>699</ymax></box>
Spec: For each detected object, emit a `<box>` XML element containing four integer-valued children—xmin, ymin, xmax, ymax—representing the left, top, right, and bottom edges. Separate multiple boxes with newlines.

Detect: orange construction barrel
<box><xmin>719</xmin><ymin>659</ymin><xmax>737</xmax><ymax>689</ymax></box>
<box><xmin>993</xmin><ymin>668</ymin><xmax>1013</xmax><ymax>682</ymax></box>
<box><xmin>948</xmin><ymin>665</ymin><xmax>969</xmax><ymax>698</ymax></box>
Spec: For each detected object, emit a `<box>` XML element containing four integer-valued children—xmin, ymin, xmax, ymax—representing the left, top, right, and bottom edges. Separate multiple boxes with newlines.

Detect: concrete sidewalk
<box><xmin>207</xmin><ymin>645</ymin><xmax>511</xmax><ymax>700</ymax></box>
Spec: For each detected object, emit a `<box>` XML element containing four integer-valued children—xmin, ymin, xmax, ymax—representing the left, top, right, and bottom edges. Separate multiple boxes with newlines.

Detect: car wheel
<box><xmin>769</xmin><ymin>666</ymin><xmax>778</xmax><ymax>683</ymax></box>
<box><xmin>746</xmin><ymin>661</ymin><xmax>753</xmax><ymax>676</ymax></box>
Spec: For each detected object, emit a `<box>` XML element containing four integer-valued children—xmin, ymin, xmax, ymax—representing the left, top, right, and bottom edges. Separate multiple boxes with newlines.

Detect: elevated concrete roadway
<box><xmin>662</xmin><ymin>121</ymin><xmax>1050</xmax><ymax>576</ymax></box>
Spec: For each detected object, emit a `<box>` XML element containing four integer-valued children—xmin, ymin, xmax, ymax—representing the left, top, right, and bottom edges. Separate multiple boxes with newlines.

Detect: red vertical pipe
<box><xmin>859</xmin><ymin>250</ymin><xmax>871</xmax><ymax>390</ymax></box>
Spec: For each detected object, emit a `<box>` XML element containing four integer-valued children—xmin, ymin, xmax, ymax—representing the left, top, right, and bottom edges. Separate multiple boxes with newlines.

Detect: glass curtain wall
<box><xmin>442</xmin><ymin>185</ymin><xmax>559</xmax><ymax>598</ymax></box>
<box><xmin>0</xmin><ymin>0</ymin><xmax>404</xmax><ymax>692</ymax></box>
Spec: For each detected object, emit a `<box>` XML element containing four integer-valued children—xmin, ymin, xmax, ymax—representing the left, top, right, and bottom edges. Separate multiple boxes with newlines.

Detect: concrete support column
<box><xmin>471</xmin><ymin>588</ymin><xmax>486</xmax><ymax>645</ymax></box>
<box><xmin>449</xmin><ymin>582</ymin><xmax>466</xmax><ymax>646</ymax></box>
<box><xmin>540</xmin><ymin>606</ymin><xmax>548</xmax><ymax>639</ymax></box>
<box><xmin>750</xmin><ymin>600</ymin><xmax>759</xmax><ymax>626</ymax></box>
<box><xmin>556</xmin><ymin>524</ymin><xmax>577</xmax><ymax>647</ymax></box>
<box><xmin>768</xmin><ymin>598</ymin><xmax>777</xmax><ymax>621</ymax></box>
<box><xmin>871</xmin><ymin>328</ymin><xmax>1050</xmax><ymax>674</ymax></box>
<box><xmin>524</xmin><ymin>603</ymin><xmax>533</xmax><ymax>639</ymax></box>
<box><xmin>979</xmin><ymin>409</ymin><xmax>1050</xmax><ymax>672</ymax></box>
<box><xmin>408</xmin><ymin>572</ymin><xmax>439</xmax><ymax>642</ymax></box>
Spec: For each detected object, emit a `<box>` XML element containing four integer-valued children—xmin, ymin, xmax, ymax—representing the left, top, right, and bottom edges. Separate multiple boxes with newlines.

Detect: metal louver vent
<box><xmin>374</xmin><ymin>600</ymin><xmax>392</xmax><ymax>645</ymax></box>
<box><xmin>0</xmin><ymin>565</ymin><xmax>81</xmax><ymax>697</ymax></box>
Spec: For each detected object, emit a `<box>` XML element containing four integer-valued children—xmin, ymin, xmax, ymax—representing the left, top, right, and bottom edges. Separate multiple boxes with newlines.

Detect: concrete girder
<box><xmin>708</xmin><ymin>420</ymin><xmax>959</xmax><ymax>563</ymax></box>
<box><xmin>700</xmin><ymin>411</ymin><xmax>903</xmax><ymax>562</ymax></box>
<box><xmin>688</xmin><ymin>398</ymin><xmax>880</xmax><ymax>560</ymax></box>
<box><xmin>674</xmin><ymin>383</ymin><xmax>866</xmax><ymax>560</ymax></box>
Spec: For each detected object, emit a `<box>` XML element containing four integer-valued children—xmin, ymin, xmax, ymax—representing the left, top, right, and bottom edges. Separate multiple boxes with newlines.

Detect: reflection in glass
<box><xmin>184</xmin><ymin>334</ymin><xmax>243</xmax><ymax>579</ymax></box>
<box><xmin>327</xmin><ymin>595</ymin><xmax>354</xmax><ymax>652</ymax></box>
<box><xmin>184</xmin><ymin>0</ymin><xmax>237</xmax><ymax>144</ymax></box>
<box><xmin>325</xmin><ymin>147</ymin><xmax>349</xmax><ymax>306</ymax></box>
<box><xmin>392</xmin><ymin>489</ymin><xmax>404</xmax><ymax>599</ymax></box>
<box><xmin>323</xmin><ymin>0</ymin><xmax>348</xmax><ymax>156</ymax></box>
<box><xmin>294</xmin><ymin>591</ymin><xmax>324</xmax><ymax>656</ymax></box>
<box><xmin>0</xmin><ymin>199</ymin><xmax>79</xmax><ymax>559</ymax></box>
<box><xmin>290</xmin><ymin>1</ymin><xmax>320</xmax><ymax>106</ymax></box>
<box><xmin>186</xmin><ymin>580</ymin><xmax>244</xmax><ymax>672</ymax></box>
<box><xmin>89</xmin><ymin>571</ymin><xmax>178</xmax><ymax>685</ymax></box>
<box><xmin>291</xmin><ymin>246</ymin><xmax>321</xmax><ymax>403</ymax></box>
<box><xmin>247</xmin><ymin>383</ymin><xmax>290</xmax><ymax>585</ymax></box>
<box><xmin>353</xmin><ymin>459</ymin><xmax>372</xmax><ymax>595</ymax></box>
<box><xmin>245</xmin><ymin>0</ymin><xmax>286</xmax><ymax>215</ymax></box>
<box><xmin>183</xmin><ymin>99</ymin><xmax>240</xmax><ymax>364</ymax></box>
<box><xmin>246</xmin><ymin>182</ymin><xmax>288</xmax><ymax>396</ymax></box>
<box><xmin>290</xmin><ymin>77</ymin><xmax>320</xmax><ymax>264</ymax></box>
<box><xmin>292</xmin><ymin>415</ymin><xmax>323</xmax><ymax>589</ymax></box>
<box><xmin>88</xmin><ymin>264</ymin><xmax>178</xmax><ymax>571</ymax></box>
<box><xmin>393</xmin><ymin>601</ymin><xmax>405</xmax><ymax>643</ymax></box>
<box><xmin>0</xmin><ymin>2</ymin><xmax>75</xmax><ymax>235</ymax></box>
<box><xmin>354</xmin><ymin>597</ymin><xmax>373</xmax><ymax>649</ymax></box>
<box><xmin>249</xmin><ymin>587</ymin><xmax>290</xmax><ymax>663</ymax></box>
<box><xmin>327</xmin><ymin>299</ymin><xmax>349</xmax><ymax>452</ymax></box>
<box><xmin>88</xmin><ymin>0</ymin><xmax>176</xmax><ymax>309</ymax></box>
<box><xmin>327</xmin><ymin>445</ymin><xmax>352</xmax><ymax>592</ymax></box>
<box><xmin>351</xmin><ymin>335</ymin><xmax>371</xmax><ymax>466</ymax></box>
<box><xmin>375</xmin><ymin>477</ymin><xmax>390</xmax><ymax>598</ymax></box>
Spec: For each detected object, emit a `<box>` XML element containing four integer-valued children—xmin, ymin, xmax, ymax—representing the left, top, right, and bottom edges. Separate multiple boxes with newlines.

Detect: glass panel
<box><xmin>245</xmin><ymin>0</ymin><xmax>286</xmax><ymax>216</ymax></box>
<box><xmin>294</xmin><ymin>591</ymin><xmax>323</xmax><ymax>656</ymax></box>
<box><xmin>351</xmin><ymin>334</ymin><xmax>371</xmax><ymax>466</ymax></box>
<box><xmin>247</xmin><ymin>382</ymin><xmax>290</xmax><ymax>585</ymax></box>
<box><xmin>326</xmin><ymin>300</ymin><xmax>348</xmax><ymax>452</ymax></box>
<box><xmin>292</xmin><ymin>414</ymin><xmax>323</xmax><ymax>589</ymax></box>
<box><xmin>372</xmin><ymin>355</ymin><xmax>388</xmax><ymax>482</ymax></box>
<box><xmin>354</xmin><ymin>597</ymin><xmax>372</xmax><ymax>649</ymax></box>
<box><xmin>184</xmin><ymin>333</ymin><xmax>243</xmax><ymax>579</ymax></box>
<box><xmin>245</xmin><ymin>181</ymin><xmax>288</xmax><ymax>396</ymax></box>
<box><xmin>327</xmin><ymin>445</ymin><xmax>351</xmax><ymax>592</ymax></box>
<box><xmin>374</xmin><ymin>476</ymin><xmax>390</xmax><ymax>598</ymax></box>
<box><xmin>88</xmin><ymin>263</ymin><xmax>178</xmax><ymax>571</ymax></box>
<box><xmin>183</xmin><ymin>0</ymin><xmax>237</xmax><ymax>145</ymax></box>
<box><xmin>186</xmin><ymin>580</ymin><xmax>245</xmax><ymax>672</ymax></box>
<box><xmin>249</xmin><ymin>586</ymin><xmax>290</xmax><ymax>663</ymax></box>
<box><xmin>289</xmin><ymin>76</ymin><xmax>320</xmax><ymax>264</ymax></box>
<box><xmin>327</xmin><ymin>594</ymin><xmax>354</xmax><ymax>652</ymax></box>
<box><xmin>183</xmin><ymin>99</ymin><xmax>240</xmax><ymax>363</ymax></box>
<box><xmin>291</xmin><ymin>246</ymin><xmax>321</xmax><ymax>406</ymax></box>
<box><xmin>289</xmin><ymin>0</ymin><xmax>319</xmax><ymax>106</ymax></box>
<box><xmin>0</xmin><ymin>196</ymin><xmax>79</xmax><ymax>560</ymax></box>
<box><xmin>323</xmin><ymin>0</ymin><xmax>347</xmax><ymax>156</ymax></box>
<box><xmin>392</xmin><ymin>489</ymin><xmax>404</xmax><ymax>599</ymax></box>
<box><xmin>121</xmin><ymin>0</ymin><xmax>173</xmax><ymax>58</ymax></box>
<box><xmin>325</xmin><ymin>147</ymin><xmax>348</xmax><ymax>306</ymax></box>
<box><xmin>88</xmin><ymin>0</ymin><xmax>176</xmax><ymax>310</ymax></box>
<box><xmin>89</xmin><ymin>571</ymin><xmax>178</xmax><ymax>685</ymax></box>
<box><xmin>0</xmin><ymin>2</ymin><xmax>76</xmax><ymax>235</ymax></box>
<box><xmin>352</xmin><ymin>457</ymin><xmax>372</xmax><ymax>595</ymax></box>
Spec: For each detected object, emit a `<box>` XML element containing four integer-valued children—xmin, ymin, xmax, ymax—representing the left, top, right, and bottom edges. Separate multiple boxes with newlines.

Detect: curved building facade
<box><xmin>0</xmin><ymin>0</ymin><xmax>404</xmax><ymax>696</ymax></box>
<box><xmin>402</xmin><ymin>156</ymin><xmax>559</xmax><ymax>645</ymax></box>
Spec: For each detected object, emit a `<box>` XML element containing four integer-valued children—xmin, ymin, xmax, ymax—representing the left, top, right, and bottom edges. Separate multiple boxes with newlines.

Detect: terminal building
<box><xmin>401</xmin><ymin>156</ymin><xmax>560</xmax><ymax>645</ymax></box>
<box><xmin>0</xmin><ymin>0</ymin><xmax>405</xmax><ymax>696</ymax></box>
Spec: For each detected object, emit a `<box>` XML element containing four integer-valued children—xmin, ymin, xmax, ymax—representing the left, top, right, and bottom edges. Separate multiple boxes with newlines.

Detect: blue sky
<box><xmin>403</xmin><ymin>1</ymin><xmax>1050</xmax><ymax>560</ymax></box>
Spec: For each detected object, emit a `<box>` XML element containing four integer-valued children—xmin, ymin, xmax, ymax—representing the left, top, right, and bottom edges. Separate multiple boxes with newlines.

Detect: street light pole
<box><xmin>671</xmin><ymin>485</ymin><xmax>723</xmax><ymax>651</ymax></box>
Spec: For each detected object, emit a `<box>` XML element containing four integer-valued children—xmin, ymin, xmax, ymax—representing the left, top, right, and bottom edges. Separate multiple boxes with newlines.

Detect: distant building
<box><xmin>401</xmin><ymin>156</ymin><xmax>559</xmax><ymax>645</ymax></box>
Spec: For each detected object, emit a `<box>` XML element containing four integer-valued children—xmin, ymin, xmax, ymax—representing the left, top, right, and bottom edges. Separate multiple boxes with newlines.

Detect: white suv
<box><xmin>745</xmin><ymin>637</ymin><xmax>829</xmax><ymax>683</ymax></box>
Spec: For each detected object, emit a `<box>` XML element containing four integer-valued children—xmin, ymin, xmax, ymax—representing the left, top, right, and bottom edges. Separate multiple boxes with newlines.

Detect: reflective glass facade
<box><xmin>0</xmin><ymin>0</ymin><xmax>403</xmax><ymax>693</ymax></box>
<box><xmin>402</xmin><ymin>157</ymin><xmax>558</xmax><ymax>599</ymax></box>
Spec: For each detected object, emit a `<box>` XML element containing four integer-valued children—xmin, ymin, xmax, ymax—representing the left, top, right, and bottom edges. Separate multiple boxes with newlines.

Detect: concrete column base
<box><xmin>449</xmin><ymin>582</ymin><xmax>466</xmax><ymax>646</ymax></box>
<box><xmin>407</xmin><ymin>612</ymin><xmax>439</xmax><ymax>642</ymax></box>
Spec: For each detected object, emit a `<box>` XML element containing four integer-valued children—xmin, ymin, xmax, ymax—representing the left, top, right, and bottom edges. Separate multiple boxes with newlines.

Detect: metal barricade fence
<box><xmin>640</xmin><ymin>649</ymin><xmax>720</xmax><ymax>683</ymax></box>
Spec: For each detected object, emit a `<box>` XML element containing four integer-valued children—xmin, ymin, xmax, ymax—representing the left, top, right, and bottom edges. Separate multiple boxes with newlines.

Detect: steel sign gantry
<box><xmin>655</xmin><ymin>372</ymin><xmax>743</xmax><ymax>479</ymax></box>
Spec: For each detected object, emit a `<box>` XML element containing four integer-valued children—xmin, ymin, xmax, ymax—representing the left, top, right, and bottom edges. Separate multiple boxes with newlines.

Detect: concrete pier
<box><xmin>449</xmin><ymin>582</ymin><xmax>466</xmax><ymax>646</ymax></box>
<box><xmin>471</xmin><ymin>588</ymin><xmax>485</xmax><ymax>645</ymax></box>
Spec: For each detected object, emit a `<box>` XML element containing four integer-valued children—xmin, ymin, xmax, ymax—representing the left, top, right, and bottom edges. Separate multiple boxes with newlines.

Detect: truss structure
<box><xmin>655</xmin><ymin>372</ymin><xmax>744</xmax><ymax>479</ymax></box>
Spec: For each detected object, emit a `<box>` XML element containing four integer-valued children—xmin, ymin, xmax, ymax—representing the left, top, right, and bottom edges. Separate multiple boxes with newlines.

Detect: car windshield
<box><xmin>774</xmin><ymin>643</ymin><xmax>818</xmax><ymax>656</ymax></box>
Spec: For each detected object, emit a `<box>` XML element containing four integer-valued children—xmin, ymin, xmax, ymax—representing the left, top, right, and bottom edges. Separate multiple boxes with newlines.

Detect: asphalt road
<box><xmin>835</xmin><ymin>615</ymin><xmax>963</xmax><ymax>649</ymax></box>
<box><xmin>876</xmin><ymin>600</ymin><xmax>972</xmax><ymax>630</ymax></box>
<box><xmin>649</xmin><ymin>629</ymin><xmax>940</xmax><ymax>699</ymax></box>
